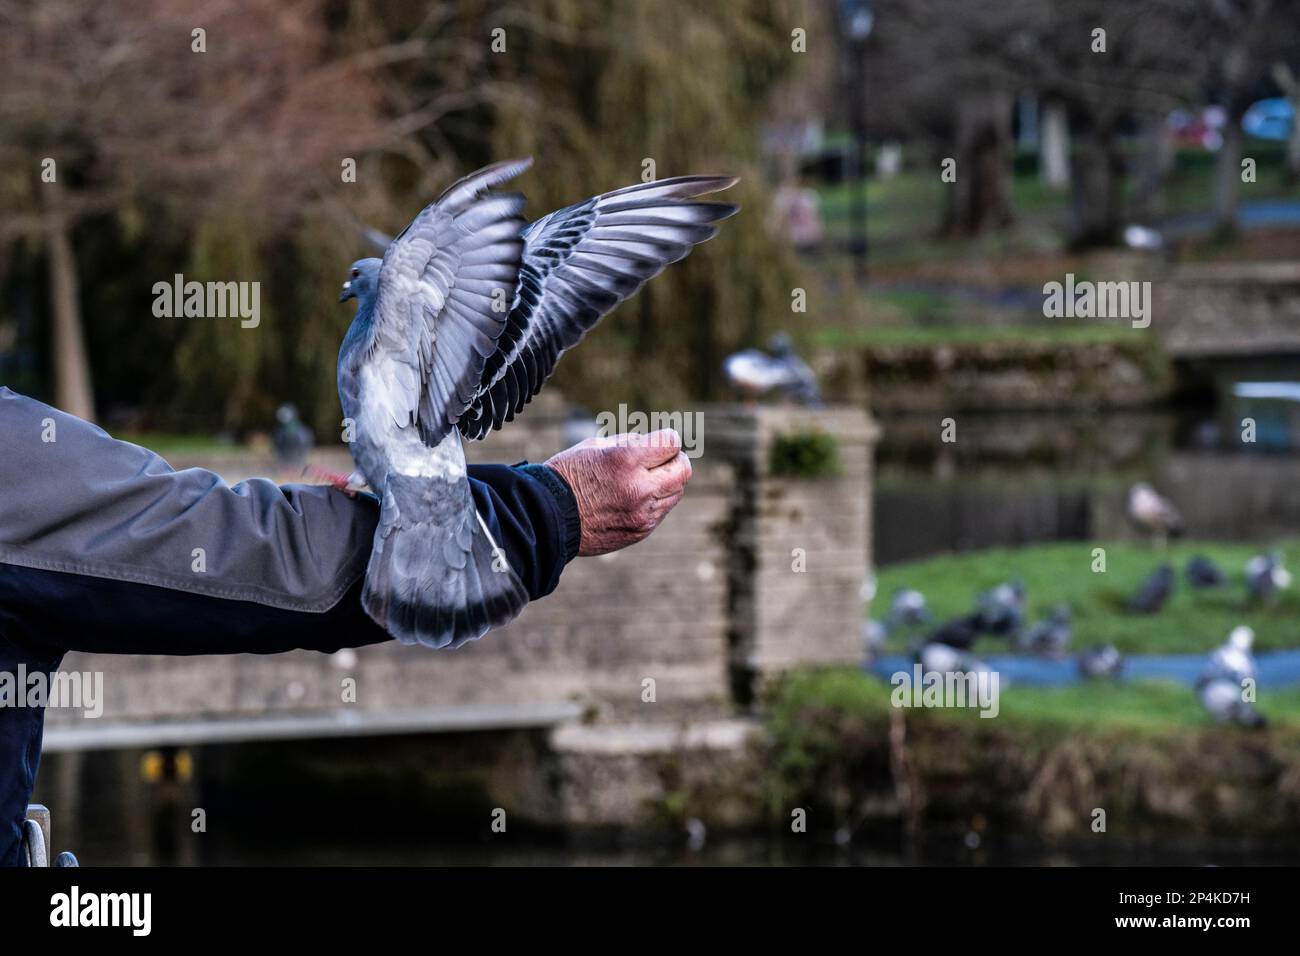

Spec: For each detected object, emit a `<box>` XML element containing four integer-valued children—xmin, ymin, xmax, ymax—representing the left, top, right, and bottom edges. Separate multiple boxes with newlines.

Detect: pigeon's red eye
<box><xmin>350</xmin><ymin>268</ymin><xmax>360</xmax><ymax>279</ymax></box>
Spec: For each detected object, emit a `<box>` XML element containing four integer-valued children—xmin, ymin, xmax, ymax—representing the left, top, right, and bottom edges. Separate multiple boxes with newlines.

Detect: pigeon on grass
<box><xmin>1246</xmin><ymin>551</ymin><xmax>1291</xmax><ymax>603</ymax></box>
<box><xmin>1184</xmin><ymin>554</ymin><xmax>1226</xmax><ymax>589</ymax></box>
<box><xmin>1018</xmin><ymin>605</ymin><xmax>1071</xmax><ymax>658</ymax></box>
<box><xmin>1128</xmin><ymin>564</ymin><xmax>1174</xmax><ymax>614</ymax></box>
<box><xmin>1127</xmin><ymin>482</ymin><xmax>1183</xmax><ymax>547</ymax></box>
<box><xmin>1078</xmin><ymin>644</ymin><xmax>1124</xmax><ymax>680</ymax></box>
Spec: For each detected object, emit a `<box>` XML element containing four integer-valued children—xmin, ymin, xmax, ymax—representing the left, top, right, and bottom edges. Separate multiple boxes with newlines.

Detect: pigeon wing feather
<box><xmin>457</xmin><ymin>175</ymin><xmax>739</xmax><ymax>440</ymax></box>
<box><xmin>368</xmin><ymin>158</ymin><xmax>533</xmax><ymax>447</ymax></box>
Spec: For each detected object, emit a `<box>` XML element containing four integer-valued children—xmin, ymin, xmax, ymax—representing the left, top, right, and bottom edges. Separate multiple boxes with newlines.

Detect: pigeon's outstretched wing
<box><xmin>369</xmin><ymin>158</ymin><xmax>532</xmax><ymax>447</ymax></box>
<box><xmin>456</xmin><ymin>175</ymin><xmax>739</xmax><ymax>440</ymax></box>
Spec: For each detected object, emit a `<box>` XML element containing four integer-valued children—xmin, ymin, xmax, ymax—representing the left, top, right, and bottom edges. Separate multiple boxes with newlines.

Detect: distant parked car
<box><xmin>1168</xmin><ymin>106</ymin><xmax>1226</xmax><ymax>151</ymax></box>
<box><xmin>1242</xmin><ymin>97</ymin><xmax>1294</xmax><ymax>142</ymax></box>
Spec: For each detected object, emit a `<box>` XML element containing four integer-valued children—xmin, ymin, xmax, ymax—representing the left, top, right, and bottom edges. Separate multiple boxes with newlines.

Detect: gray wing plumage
<box><xmin>457</xmin><ymin>175</ymin><xmax>739</xmax><ymax>440</ymax></box>
<box><xmin>369</xmin><ymin>158</ymin><xmax>533</xmax><ymax>447</ymax></box>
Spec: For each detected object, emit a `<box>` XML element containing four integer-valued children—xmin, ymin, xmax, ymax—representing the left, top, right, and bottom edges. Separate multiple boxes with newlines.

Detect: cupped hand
<box><xmin>544</xmin><ymin>429</ymin><xmax>693</xmax><ymax>557</ymax></box>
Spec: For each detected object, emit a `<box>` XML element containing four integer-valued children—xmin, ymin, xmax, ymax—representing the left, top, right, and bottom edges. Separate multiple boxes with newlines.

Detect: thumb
<box><xmin>624</xmin><ymin>429</ymin><xmax>681</xmax><ymax>468</ymax></box>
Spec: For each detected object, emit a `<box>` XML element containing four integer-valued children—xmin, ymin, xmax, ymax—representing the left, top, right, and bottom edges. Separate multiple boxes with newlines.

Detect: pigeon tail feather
<box><xmin>361</xmin><ymin>471</ymin><xmax>528</xmax><ymax>648</ymax></box>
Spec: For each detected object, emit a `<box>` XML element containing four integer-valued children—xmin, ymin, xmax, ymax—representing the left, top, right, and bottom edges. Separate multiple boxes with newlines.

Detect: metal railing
<box><xmin>22</xmin><ymin>805</ymin><xmax>78</xmax><ymax>868</ymax></box>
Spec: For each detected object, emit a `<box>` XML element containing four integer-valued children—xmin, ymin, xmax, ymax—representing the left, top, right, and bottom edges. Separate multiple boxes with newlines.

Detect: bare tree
<box><xmin>0</xmin><ymin>0</ymin><xmax>385</xmax><ymax>419</ymax></box>
<box><xmin>999</xmin><ymin>0</ymin><xmax>1201</xmax><ymax>247</ymax></box>
<box><xmin>860</xmin><ymin>0</ymin><xmax>1031</xmax><ymax>235</ymax></box>
<box><xmin>856</xmin><ymin>0</ymin><xmax>1203</xmax><ymax>245</ymax></box>
<box><xmin>1193</xmin><ymin>0</ymin><xmax>1300</xmax><ymax>237</ymax></box>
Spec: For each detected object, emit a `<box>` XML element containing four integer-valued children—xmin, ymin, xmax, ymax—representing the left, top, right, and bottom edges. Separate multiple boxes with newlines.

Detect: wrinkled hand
<box><xmin>544</xmin><ymin>429</ymin><xmax>693</xmax><ymax>557</ymax></box>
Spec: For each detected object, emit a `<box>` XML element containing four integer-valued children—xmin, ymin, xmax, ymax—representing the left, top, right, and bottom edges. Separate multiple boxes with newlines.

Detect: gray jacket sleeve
<box><xmin>0</xmin><ymin>387</ymin><xmax>376</xmax><ymax>613</ymax></box>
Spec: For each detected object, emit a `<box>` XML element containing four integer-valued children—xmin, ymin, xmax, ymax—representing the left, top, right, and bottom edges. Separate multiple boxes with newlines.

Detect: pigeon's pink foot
<box><xmin>303</xmin><ymin>464</ymin><xmax>367</xmax><ymax>498</ymax></box>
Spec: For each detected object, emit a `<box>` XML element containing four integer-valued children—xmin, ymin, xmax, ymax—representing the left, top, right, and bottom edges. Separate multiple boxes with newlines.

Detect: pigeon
<box><xmin>1017</xmin><ymin>605</ymin><xmax>1071</xmax><ymax>658</ymax></box>
<box><xmin>862</xmin><ymin>618</ymin><xmax>888</xmax><ymax>655</ymax></box>
<box><xmin>1192</xmin><ymin>420</ymin><xmax>1220</xmax><ymax>449</ymax></box>
<box><xmin>1246</xmin><ymin>551</ymin><xmax>1292</xmax><ymax>603</ymax></box>
<box><xmin>1127</xmin><ymin>482</ymin><xmax>1183</xmax><ymax>546</ymax></box>
<box><xmin>684</xmin><ymin>817</ymin><xmax>707</xmax><ymax>852</ymax></box>
<box><xmin>1201</xmin><ymin>625</ymin><xmax>1257</xmax><ymax>686</ymax></box>
<box><xmin>1194</xmin><ymin>626</ymin><xmax>1261</xmax><ymax>728</ymax></box>
<box><xmin>887</xmin><ymin>588</ymin><xmax>930</xmax><ymax>630</ymax></box>
<box><xmin>1128</xmin><ymin>564</ymin><xmax>1174</xmax><ymax>614</ymax></box>
<box><xmin>336</xmin><ymin>158</ymin><xmax>738</xmax><ymax>647</ymax></box>
<box><xmin>1184</xmin><ymin>554</ymin><xmax>1227</xmax><ymax>589</ymax></box>
<box><xmin>1123</xmin><ymin>223</ymin><xmax>1164</xmax><ymax>251</ymax></box>
<box><xmin>975</xmin><ymin>578</ymin><xmax>1026</xmax><ymax>638</ymax></box>
<box><xmin>1198</xmin><ymin>678</ymin><xmax>1265</xmax><ymax>728</ymax></box>
<box><xmin>927</xmin><ymin>612</ymin><xmax>983</xmax><ymax>650</ymax></box>
<box><xmin>916</xmin><ymin>641</ymin><xmax>987</xmax><ymax>677</ymax></box>
<box><xmin>272</xmin><ymin>403</ymin><xmax>313</xmax><ymax>465</ymax></box>
<box><xmin>1078</xmin><ymin>644</ymin><xmax>1124</xmax><ymax>680</ymax></box>
<box><xmin>723</xmin><ymin>333</ymin><xmax>821</xmax><ymax>405</ymax></box>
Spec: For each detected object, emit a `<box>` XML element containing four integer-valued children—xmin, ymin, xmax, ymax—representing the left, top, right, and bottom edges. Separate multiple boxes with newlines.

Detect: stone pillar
<box><xmin>705</xmin><ymin>405</ymin><xmax>878</xmax><ymax>694</ymax></box>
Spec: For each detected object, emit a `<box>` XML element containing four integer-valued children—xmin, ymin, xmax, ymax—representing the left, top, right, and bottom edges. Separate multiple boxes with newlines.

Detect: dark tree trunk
<box><xmin>1286</xmin><ymin>98</ymin><xmax>1300</xmax><ymax>186</ymax></box>
<box><xmin>1213</xmin><ymin>103</ymin><xmax>1247</xmax><ymax>240</ymax></box>
<box><xmin>40</xmin><ymin>178</ymin><xmax>95</xmax><ymax>421</ymax></box>
<box><xmin>943</xmin><ymin>90</ymin><xmax>1015</xmax><ymax>236</ymax></box>
<box><xmin>1130</xmin><ymin>115</ymin><xmax>1174</xmax><ymax>224</ymax></box>
<box><xmin>1067</xmin><ymin>112</ymin><xmax>1124</xmax><ymax>248</ymax></box>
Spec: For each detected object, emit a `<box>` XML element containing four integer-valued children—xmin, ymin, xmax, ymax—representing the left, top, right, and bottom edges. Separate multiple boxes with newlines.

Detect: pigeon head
<box><xmin>339</xmin><ymin>258</ymin><xmax>382</xmax><ymax>304</ymax></box>
<box><xmin>767</xmin><ymin>332</ymin><xmax>794</xmax><ymax>357</ymax></box>
<box><xmin>1229</xmin><ymin>625</ymin><xmax>1255</xmax><ymax>651</ymax></box>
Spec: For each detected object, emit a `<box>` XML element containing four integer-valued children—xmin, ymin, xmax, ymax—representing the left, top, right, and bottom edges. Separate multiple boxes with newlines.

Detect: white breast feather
<box><xmin>358</xmin><ymin>361</ymin><xmax>466</xmax><ymax>482</ymax></box>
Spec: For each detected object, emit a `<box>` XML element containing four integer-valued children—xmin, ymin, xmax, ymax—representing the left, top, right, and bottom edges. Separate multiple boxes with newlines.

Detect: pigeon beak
<box><xmin>338</xmin><ymin>281</ymin><xmax>355</xmax><ymax>303</ymax></box>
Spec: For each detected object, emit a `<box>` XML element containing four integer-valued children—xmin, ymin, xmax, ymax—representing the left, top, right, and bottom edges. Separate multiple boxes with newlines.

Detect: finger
<box><xmin>633</xmin><ymin>491</ymin><xmax>683</xmax><ymax>536</ymax></box>
<box><xmin>648</xmin><ymin>452</ymin><xmax>692</xmax><ymax>498</ymax></box>
<box><xmin>624</xmin><ymin>429</ymin><xmax>681</xmax><ymax>468</ymax></box>
<box><xmin>654</xmin><ymin>489</ymin><xmax>684</xmax><ymax>516</ymax></box>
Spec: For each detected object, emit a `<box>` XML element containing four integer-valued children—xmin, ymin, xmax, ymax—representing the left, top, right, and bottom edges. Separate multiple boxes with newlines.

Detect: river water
<box><xmin>870</xmin><ymin>648</ymin><xmax>1300</xmax><ymax>687</ymax></box>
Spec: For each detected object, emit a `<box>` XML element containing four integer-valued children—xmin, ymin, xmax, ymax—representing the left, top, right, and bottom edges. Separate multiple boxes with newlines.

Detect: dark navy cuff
<box><xmin>515</xmin><ymin>463</ymin><xmax>582</xmax><ymax>564</ymax></box>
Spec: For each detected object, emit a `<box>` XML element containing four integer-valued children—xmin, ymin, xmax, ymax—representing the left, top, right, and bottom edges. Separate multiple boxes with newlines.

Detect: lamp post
<box><xmin>839</xmin><ymin>0</ymin><xmax>874</xmax><ymax>283</ymax></box>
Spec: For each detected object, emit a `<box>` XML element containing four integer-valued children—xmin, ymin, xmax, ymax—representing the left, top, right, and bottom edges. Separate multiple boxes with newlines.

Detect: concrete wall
<box><xmin>854</xmin><ymin>339</ymin><xmax>1169</xmax><ymax>412</ymax></box>
<box><xmin>1154</xmin><ymin>262</ymin><xmax>1300</xmax><ymax>359</ymax></box>
<box><xmin>707</xmin><ymin>406</ymin><xmax>876</xmax><ymax>683</ymax></box>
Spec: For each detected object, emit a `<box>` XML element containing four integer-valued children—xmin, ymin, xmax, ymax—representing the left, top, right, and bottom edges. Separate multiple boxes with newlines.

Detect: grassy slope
<box><xmin>874</xmin><ymin>540</ymin><xmax>1300</xmax><ymax>655</ymax></box>
<box><xmin>989</xmin><ymin>679</ymin><xmax>1300</xmax><ymax>730</ymax></box>
<box><xmin>772</xmin><ymin>667</ymin><xmax>1300</xmax><ymax>736</ymax></box>
<box><xmin>814</xmin><ymin>319</ymin><xmax>1144</xmax><ymax>348</ymax></box>
<box><xmin>863</xmin><ymin>540</ymin><xmax>1300</xmax><ymax>730</ymax></box>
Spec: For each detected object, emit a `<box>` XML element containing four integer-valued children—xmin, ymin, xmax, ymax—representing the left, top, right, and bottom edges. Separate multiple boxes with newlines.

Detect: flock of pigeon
<box><xmin>864</xmin><ymin>578</ymin><xmax>1098</xmax><ymax>676</ymax></box>
<box><xmin>865</xmin><ymin>483</ymin><xmax>1293</xmax><ymax>728</ymax></box>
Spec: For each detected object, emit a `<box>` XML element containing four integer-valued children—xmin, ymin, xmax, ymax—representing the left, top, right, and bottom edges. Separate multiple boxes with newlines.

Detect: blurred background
<box><xmin>7</xmin><ymin>0</ymin><xmax>1300</xmax><ymax>865</ymax></box>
